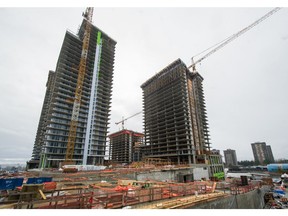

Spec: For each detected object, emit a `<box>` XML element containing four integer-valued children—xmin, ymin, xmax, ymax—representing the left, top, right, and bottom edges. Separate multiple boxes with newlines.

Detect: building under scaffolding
<box><xmin>141</xmin><ymin>59</ymin><xmax>218</xmax><ymax>169</ymax></box>
<box><xmin>108</xmin><ymin>130</ymin><xmax>144</xmax><ymax>164</ymax></box>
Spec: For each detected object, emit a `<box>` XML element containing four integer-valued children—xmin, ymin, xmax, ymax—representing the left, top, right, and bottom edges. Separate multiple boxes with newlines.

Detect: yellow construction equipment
<box><xmin>65</xmin><ymin>8</ymin><xmax>94</xmax><ymax>162</ymax></box>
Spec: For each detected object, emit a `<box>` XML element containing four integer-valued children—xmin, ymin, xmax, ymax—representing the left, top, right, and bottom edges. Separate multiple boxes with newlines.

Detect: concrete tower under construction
<box><xmin>29</xmin><ymin>9</ymin><xmax>116</xmax><ymax>168</ymax></box>
<box><xmin>141</xmin><ymin>59</ymin><xmax>211</xmax><ymax>165</ymax></box>
<box><xmin>108</xmin><ymin>130</ymin><xmax>144</xmax><ymax>164</ymax></box>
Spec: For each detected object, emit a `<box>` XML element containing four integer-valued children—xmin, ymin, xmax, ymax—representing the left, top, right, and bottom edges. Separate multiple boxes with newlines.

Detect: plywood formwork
<box><xmin>151</xmin><ymin>192</ymin><xmax>229</xmax><ymax>209</ymax></box>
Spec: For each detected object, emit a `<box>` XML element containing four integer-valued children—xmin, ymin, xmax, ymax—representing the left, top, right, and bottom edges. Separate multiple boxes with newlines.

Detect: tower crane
<box><xmin>115</xmin><ymin>111</ymin><xmax>142</xmax><ymax>130</ymax></box>
<box><xmin>188</xmin><ymin>7</ymin><xmax>281</xmax><ymax>72</ymax></box>
<box><xmin>65</xmin><ymin>7</ymin><xmax>94</xmax><ymax>163</ymax></box>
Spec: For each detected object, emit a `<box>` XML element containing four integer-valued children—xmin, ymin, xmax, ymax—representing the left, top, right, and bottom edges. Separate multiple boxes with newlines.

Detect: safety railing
<box><xmin>0</xmin><ymin>180</ymin><xmax>262</xmax><ymax>209</ymax></box>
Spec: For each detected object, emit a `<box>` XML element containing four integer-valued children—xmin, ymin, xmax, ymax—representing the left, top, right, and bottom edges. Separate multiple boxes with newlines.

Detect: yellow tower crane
<box><xmin>65</xmin><ymin>7</ymin><xmax>94</xmax><ymax>163</ymax></box>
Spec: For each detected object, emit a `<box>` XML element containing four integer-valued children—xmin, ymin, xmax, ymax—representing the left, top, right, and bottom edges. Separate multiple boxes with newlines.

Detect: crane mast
<box><xmin>65</xmin><ymin>8</ymin><xmax>94</xmax><ymax>162</ymax></box>
<box><xmin>188</xmin><ymin>7</ymin><xmax>281</xmax><ymax>71</ymax></box>
<box><xmin>115</xmin><ymin>111</ymin><xmax>142</xmax><ymax>130</ymax></box>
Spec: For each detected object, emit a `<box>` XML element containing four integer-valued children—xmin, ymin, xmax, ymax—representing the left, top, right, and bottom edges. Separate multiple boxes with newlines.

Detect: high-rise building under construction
<box><xmin>108</xmin><ymin>130</ymin><xmax>144</xmax><ymax>164</ymax></box>
<box><xmin>141</xmin><ymin>59</ymin><xmax>211</xmax><ymax>165</ymax></box>
<box><xmin>29</xmin><ymin>9</ymin><xmax>116</xmax><ymax>168</ymax></box>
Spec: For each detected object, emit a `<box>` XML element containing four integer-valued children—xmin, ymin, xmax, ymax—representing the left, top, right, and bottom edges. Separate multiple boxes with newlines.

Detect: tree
<box><xmin>275</xmin><ymin>158</ymin><xmax>288</xmax><ymax>163</ymax></box>
<box><xmin>264</xmin><ymin>159</ymin><xmax>271</xmax><ymax>165</ymax></box>
<box><xmin>237</xmin><ymin>160</ymin><xmax>255</xmax><ymax>167</ymax></box>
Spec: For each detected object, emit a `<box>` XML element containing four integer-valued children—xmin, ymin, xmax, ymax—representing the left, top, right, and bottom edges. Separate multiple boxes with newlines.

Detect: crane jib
<box><xmin>188</xmin><ymin>7</ymin><xmax>281</xmax><ymax>70</ymax></box>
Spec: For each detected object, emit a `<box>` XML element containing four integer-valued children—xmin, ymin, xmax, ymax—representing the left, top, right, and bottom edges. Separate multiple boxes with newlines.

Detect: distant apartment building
<box><xmin>108</xmin><ymin>130</ymin><xmax>144</xmax><ymax>164</ymax></box>
<box><xmin>223</xmin><ymin>149</ymin><xmax>238</xmax><ymax>167</ymax></box>
<box><xmin>28</xmin><ymin>9</ymin><xmax>116</xmax><ymax>168</ymax></box>
<box><xmin>266</xmin><ymin>145</ymin><xmax>275</xmax><ymax>163</ymax></box>
<box><xmin>251</xmin><ymin>142</ymin><xmax>275</xmax><ymax>165</ymax></box>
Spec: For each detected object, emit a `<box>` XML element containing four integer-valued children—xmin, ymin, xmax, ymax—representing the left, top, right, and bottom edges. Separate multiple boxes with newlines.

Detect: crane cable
<box><xmin>192</xmin><ymin>33</ymin><xmax>235</xmax><ymax>59</ymax></box>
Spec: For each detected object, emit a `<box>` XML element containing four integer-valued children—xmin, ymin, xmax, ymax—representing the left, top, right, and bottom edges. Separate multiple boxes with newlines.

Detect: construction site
<box><xmin>0</xmin><ymin>164</ymin><xmax>276</xmax><ymax>209</ymax></box>
<box><xmin>2</xmin><ymin>7</ymin><xmax>285</xmax><ymax>209</ymax></box>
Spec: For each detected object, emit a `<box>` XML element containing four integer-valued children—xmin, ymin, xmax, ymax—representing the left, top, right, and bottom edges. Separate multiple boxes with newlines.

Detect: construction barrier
<box><xmin>26</xmin><ymin>177</ymin><xmax>53</xmax><ymax>184</ymax></box>
<box><xmin>43</xmin><ymin>182</ymin><xmax>57</xmax><ymax>191</ymax></box>
<box><xmin>0</xmin><ymin>178</ymin><xmax>24</xmax><ymax>190</ymax></box>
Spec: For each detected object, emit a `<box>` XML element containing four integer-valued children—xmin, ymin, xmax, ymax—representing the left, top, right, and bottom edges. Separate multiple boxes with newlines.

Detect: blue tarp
<box><xmin>0</xmin><ymin>178</ymin><xmax>24</xmax><ymax>190</ymax></box>
<box><xmin>267</xmin><ymin>164</ymin><xmax>288</xmax><ymax>172</ymax></box>
<box><xmin>273</xmin><ymin>189</ymin><xmax>286</xmax><ymax>195</ymax></box>
<box><xmin>26</xmin><ymin>177</ymin><xmax>52</xmax><ymax>184</ymax></box>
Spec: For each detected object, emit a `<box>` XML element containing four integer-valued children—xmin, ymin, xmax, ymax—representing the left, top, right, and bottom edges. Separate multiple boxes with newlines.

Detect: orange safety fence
<box><xmin>43</xmin><ymin>182</ymin><xmax>57</xmax><ymax>191</ymax></box>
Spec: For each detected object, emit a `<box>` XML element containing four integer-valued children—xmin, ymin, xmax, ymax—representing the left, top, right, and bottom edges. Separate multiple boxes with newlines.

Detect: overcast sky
<box><xmin>0</xmin><ymin>4</ymin><xmax>287</xmax><ymax>164</ymax></box>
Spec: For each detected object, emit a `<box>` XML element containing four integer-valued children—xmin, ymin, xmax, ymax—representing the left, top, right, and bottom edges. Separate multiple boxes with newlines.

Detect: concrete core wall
<box><xmin>136</xmin><ymin>167</ymin><xmax>209</xmax><ymax>182</ymax></box>
<box><xmin>193</xmin><ymin>167</ymin><xmax>209</xmax><ymax>180</ymax></box>
<box><xmin>189</xmin><ymin>186</ymin><xmax>270</xmax><ymax>209</ymax></box>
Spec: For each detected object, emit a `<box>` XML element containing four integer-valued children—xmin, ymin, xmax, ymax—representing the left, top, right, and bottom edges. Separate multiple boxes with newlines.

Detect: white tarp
<box><xmin>226</xmin><ymin>172</ymin><xmax>252</xmax><ymax>178</ymax></box>
<box><xmin>61</xmin><ymin>165</ymin><xmax>106</xmax><ymax>171</ymax></box>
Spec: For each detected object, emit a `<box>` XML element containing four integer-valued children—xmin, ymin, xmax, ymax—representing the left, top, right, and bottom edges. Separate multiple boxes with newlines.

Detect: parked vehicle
<box><xmin>281</xmin><ymin>173</ymin><xmax>288</xmax><ymax>188</ymax></box>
